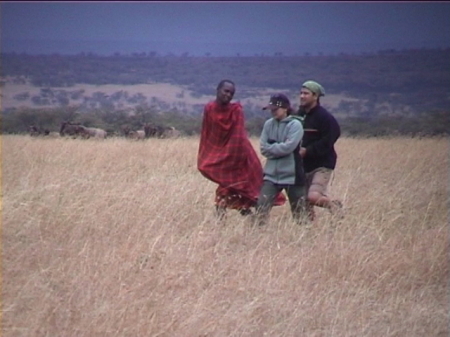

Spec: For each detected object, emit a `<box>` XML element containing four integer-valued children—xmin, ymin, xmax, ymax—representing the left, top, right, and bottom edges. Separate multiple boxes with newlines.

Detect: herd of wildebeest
<box><xmin>28</xmin><ymin>122</ymin><xmax>182</xmax><ymax>139</ymax></box>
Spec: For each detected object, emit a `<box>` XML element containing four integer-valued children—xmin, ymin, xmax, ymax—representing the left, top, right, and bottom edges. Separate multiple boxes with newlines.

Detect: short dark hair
<box><xmin>217</xmin><ymin>79</ymin><xmax>235</xmax><ymax>91</ymax></box>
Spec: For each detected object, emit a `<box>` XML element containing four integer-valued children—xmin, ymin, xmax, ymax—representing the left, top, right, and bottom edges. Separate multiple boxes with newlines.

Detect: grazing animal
<box><xmin>122</xmin><ymin>125</ymin><xmax>146</xmax><ymax>140</ymax></box>
<box><xmin>60</xmin><ymin>121</ymin><xmax>82</xmax><ymax>137</ymax></box>
<box><xmin>122</xmin><ymin>125</ymin><xmax>144</xmax><ymax>140</ymax></box>
<box><xmin>144</xmin><ymin>123</ymin><xmax>165</xmax><ymax>138</ymax></box>
<box><xmin>77</xmin><ymin>126</ymin><xmax>107</xmax><ymax>139</ymax></box>
<box><xmin>128</xmin><ymin>130</ymin><xmax>146</xmax><ymax>140</ymax></box>
<box><xmin>121</xmin><ymin>125</ymin><xmax>132</xmax><ymax>137</ymax></box>
<box><xmin>60</xmin><ymin>121</ymin><xmax>106</xmax><ymax>139</ymax></box>
<box><xmin>144</xmin><ymin>123</ymin><xmax>180</xmax><ymax>138</ymax></box>
<box><xmin>162</xmin><ymin>126</ymin><xmax>181</xmax><ymax>138</ymax></box>
<box><xmin>29</xmin><ymin>125</ymin><xmax>50</xmax><ymax>137</ymax></box>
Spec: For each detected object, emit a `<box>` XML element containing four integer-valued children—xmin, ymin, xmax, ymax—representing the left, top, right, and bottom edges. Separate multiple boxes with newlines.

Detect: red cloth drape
<box><xmin>198</xmin><ymin>101</ymin><xmax>285</xmax><ymax>209</ymax></box>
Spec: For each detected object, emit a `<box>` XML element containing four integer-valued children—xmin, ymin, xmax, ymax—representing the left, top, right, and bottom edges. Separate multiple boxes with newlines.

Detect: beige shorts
<box><xmin>306</xmin><ymin>167</ymin><xmax>333</xmax><ymax>196</ymax></box>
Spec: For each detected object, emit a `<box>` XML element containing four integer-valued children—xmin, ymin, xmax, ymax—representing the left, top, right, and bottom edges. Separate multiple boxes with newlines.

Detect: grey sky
<box><xmin>2</xmin><ymin>1</ymin><xmax>450</xmax><ymax>56</ymax></box>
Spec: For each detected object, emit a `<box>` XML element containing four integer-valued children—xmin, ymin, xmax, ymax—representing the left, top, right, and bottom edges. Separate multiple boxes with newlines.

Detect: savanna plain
<box><xmin>2</xmin><ymin>134</ymin><xmax>449</xmax><ymax>337</ymax></box>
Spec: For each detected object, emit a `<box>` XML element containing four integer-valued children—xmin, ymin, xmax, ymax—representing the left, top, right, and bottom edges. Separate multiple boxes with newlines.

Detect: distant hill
<box><xmin>1</xmin><ymin>49</ymin><xmax>449</xmax><ymax>137</ymax></box>
<box><xmin>1</xmin><ymin>48</ymin><xmax>449</xmax><ymax>116</ymax></box>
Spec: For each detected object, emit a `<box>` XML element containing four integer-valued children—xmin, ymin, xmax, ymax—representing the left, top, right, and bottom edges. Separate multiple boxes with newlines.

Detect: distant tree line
<box><xmin>2</xmin><ymin>48</ymin><xmax>449</xmax><ymax>115</ymax></box>
<box><xmin>2</xmin><ymin>105</ymin><xmax>448</xmax><ymax>138</ymax></box>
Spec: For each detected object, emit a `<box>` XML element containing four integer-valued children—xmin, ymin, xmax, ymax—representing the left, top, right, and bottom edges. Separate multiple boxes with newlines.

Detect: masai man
<box><xmin>197</xmin><ymin>79</ymin><xmax>284</xmax><ymax>220</ymax></box>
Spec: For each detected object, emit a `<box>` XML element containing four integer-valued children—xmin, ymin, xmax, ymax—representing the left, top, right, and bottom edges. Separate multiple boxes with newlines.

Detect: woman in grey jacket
<box><xmin>254</xmin><ymin>94</ymin><xmax>308</xmax><ymax>226</ymax></box>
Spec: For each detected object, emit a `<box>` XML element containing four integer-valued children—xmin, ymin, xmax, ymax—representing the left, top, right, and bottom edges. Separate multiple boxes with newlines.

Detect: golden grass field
<box><xmin>2</xmin><ymin>134</ymin><xmax>449</xmax><ymax>336</ymax></box>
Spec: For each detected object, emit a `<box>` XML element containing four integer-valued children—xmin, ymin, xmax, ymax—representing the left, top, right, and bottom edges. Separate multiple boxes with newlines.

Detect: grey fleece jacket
<box><xmin>260</xmin><ymin>115</ymin><xmax>305</xmax><ymax>185</ymax></box>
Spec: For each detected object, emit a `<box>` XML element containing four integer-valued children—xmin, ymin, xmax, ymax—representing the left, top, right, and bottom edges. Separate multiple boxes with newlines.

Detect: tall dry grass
<box><xmin>2</xmin><ymin>134</ymin><xmax>449</xmax><ymax>337</ymax></box>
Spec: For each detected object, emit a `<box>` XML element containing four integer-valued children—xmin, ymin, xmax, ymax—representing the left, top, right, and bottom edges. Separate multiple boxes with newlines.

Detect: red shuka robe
<box><xmin>198</xmin><ymin>101</ymin><xmax>285</xmax><ymax>209</ymax></box>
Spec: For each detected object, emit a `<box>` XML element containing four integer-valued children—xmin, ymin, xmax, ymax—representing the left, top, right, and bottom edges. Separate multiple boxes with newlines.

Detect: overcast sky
<box><xmin>2</xmin><ymin>1</ymin><xmax>450</xmax><ymax>56</ymax></box>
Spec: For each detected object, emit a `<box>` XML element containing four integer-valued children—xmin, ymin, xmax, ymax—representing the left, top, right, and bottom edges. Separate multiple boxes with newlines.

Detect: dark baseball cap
<box><xmin>262</xmin><ymin>93</ymin><xmax>291</xmax><ymax>110</ymax></box>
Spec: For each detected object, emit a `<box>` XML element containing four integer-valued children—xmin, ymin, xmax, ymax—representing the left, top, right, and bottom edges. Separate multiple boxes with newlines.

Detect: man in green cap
<box><xmin>296</xmin><ymin>80</ymin><xmax>343</xmax><ymax>221</ymax></box>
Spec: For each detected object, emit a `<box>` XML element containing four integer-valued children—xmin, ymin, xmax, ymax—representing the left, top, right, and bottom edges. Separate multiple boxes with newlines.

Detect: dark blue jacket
<box><xmin>297</xmin><ymin>105</ymin><xmax>341</xmax><ymax>173</ymax></box>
